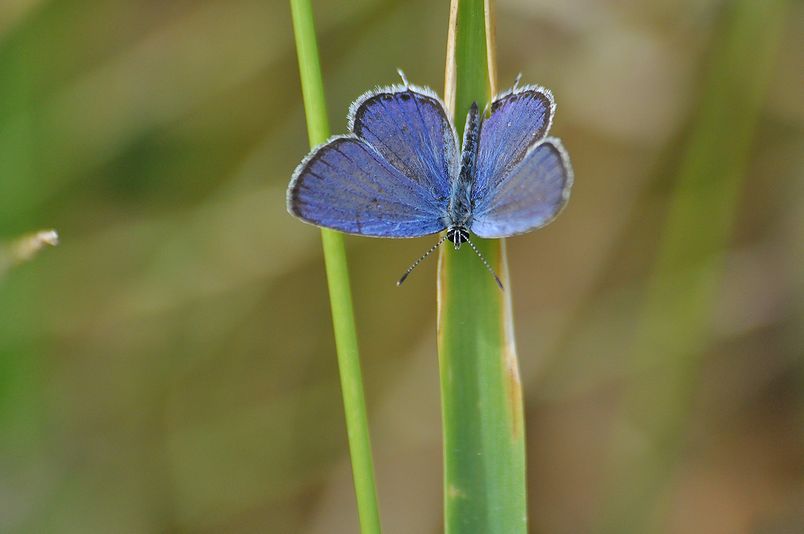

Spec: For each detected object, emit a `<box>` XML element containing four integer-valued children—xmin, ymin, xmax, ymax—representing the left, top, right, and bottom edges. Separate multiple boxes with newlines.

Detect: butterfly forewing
<box><xmin>473</xmin><ymin>86</ymin><xmax>555</xmax><ymax>204</ymax></box>
<box><xmin>350</xmin><ymin>86</ymin><xmax>459</xmax><ymax>203</ymax></box>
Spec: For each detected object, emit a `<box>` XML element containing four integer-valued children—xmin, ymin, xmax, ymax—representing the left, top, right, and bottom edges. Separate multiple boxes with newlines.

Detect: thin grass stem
<box><xmin>289</xmin><ymin>2</ymin><xmax>382</xmax><ymax>532</ymax></box>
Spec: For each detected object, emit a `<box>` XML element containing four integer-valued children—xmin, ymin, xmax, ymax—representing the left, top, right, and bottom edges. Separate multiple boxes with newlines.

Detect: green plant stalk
<box><xmin>438</xmin><ymin>1</ymin><xmax>527</xmax><ymax>532</ymax></box>
<box><xmin>599</xmin><ymin>1</ymin><xmax>789</xmax><ymax>532</ymax></box>
<box><xmin>289</xmin><ymin>2</ymin><xmax>382</xmax><ymax>533</ymax></box>
<box><xmin>0</xmin><ymin>36</ymin><xmax>44</xmax><ymax>455</ymax></box>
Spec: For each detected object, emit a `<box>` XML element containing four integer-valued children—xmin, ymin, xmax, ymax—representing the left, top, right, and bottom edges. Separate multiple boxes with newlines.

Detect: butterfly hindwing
<box><xmin>471</xmin><ymin>137</ymin><xmax>573</xmax><ymax>238</ymax></box>
<box><xmin>288</xmin><ymin>136</ymin><xmax>448</xmax><ymax>237</ymax></box>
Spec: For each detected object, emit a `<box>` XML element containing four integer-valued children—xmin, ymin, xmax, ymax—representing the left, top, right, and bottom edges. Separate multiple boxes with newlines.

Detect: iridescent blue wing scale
<box><xmin>471</xmin><ymin>138</ymin><xmax>573</xmax><ymax>238</ymax></box>
<box><xmin>470</xmin><ymin>85</ymin><xmax>572</xmax><ymax>237</ymax></box>
<box><xmin>288</xmin><ymin>85</ymin><xmax>458</xmax><ymax>238</ymax></box>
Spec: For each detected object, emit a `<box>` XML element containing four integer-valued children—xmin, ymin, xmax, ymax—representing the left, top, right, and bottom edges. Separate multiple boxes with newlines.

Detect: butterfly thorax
<box><xmin>446</xmin><ymin>102</ymin><xmax>481</xmax><ymax>247</ymax></box>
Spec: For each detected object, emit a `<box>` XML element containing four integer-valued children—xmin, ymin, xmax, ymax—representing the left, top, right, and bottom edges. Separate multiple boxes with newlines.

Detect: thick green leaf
<box><xmin>438</xmin><ymin>1</ymin><xmax>527</xmax><ymax>533</ymax></box>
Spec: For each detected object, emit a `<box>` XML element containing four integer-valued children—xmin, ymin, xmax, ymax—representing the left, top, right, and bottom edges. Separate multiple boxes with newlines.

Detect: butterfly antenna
<box><xmin>513</xmin><ymin>72</ymin><xmax>523</xmax><ymax>89</ymax></box>
<box><xmin>397</xmin><ymin>234</ymin><xmax>449</xmax><ymax>286</ymax></box>
<box><xmin>397</xmin><ymin>68</ymin><xmax>410</xmax><ymax>88</ymax></box>
<box><xmin>464</xmin><ymin>236</ymin><xmax>505</xmax><ymax>290</ymax></box>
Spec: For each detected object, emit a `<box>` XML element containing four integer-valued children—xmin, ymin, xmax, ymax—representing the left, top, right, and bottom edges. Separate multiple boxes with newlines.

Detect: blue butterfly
<box><xmin>287</xmin><ymin>72</ymin><xmax>573</xmax><ymax>288</ymax></box>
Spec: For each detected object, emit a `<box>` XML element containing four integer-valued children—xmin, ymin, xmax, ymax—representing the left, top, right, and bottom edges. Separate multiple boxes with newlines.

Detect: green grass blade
<box><xmin>0</xmin><ymin>41</ymin><xmax>45</xmax><ymax>458</ymax></box>
<box><xmin>599</xmin><ymin>1</ymin><xmax>789</xmax><ymax>532</ymax></box>
<box><xmin>438</xmin><ymin>1</ymin><xmax>527</xmax><ymax>533</ymax></box>
<box><xmin>289</xmin><ymin>2</ymin><xmax>382</xmax><ymax>533</ymax></box>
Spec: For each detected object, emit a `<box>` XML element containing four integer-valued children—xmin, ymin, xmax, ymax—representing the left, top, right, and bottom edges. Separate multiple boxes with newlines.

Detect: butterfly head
<box><xmin>446</xmin><ymin>226</ymin><xmax>470</xmax><ymax>250</ymax></box>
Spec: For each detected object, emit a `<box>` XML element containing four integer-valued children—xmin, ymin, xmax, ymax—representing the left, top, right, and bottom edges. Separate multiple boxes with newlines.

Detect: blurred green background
<box><xmin>0</xmin><ymin>0</ymin><xmax>802</xmax><ymax>532</ymax></box>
